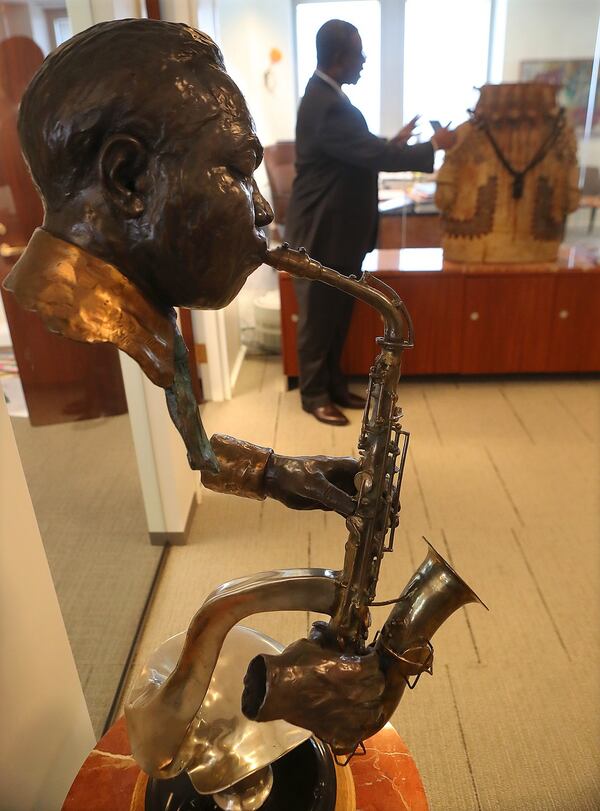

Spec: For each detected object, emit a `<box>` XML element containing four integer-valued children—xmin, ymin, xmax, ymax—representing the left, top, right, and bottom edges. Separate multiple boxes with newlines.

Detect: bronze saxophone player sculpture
<box><xmin>3</xmin><ymin>18</ymin><xmax>486</xmax><ymax>809</ymax></box>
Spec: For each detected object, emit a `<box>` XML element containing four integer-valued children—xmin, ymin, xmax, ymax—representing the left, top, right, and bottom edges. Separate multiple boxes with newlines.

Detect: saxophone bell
<box><xmin>374</xmin><ymin>539</ymin><xmax>487</xmax><ymax>718</ymax></box>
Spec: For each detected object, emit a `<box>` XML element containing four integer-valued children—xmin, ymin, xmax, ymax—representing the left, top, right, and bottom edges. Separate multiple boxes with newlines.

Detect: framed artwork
<box><xmin>519</xmin><ymin>59</ymin><xmax>599</xmax><ymax>133</ymax></box>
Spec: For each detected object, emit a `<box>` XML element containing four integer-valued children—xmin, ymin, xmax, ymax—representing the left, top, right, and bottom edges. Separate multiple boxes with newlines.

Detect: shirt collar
<box><xmin>3</xmin><ymin>228</ymin><xmax>175</xmax><ymax>388</ymax></box>
<box><xmin>4</xmin><ymin>228</ymin><xmax>220</xmax><ymax>472</ymax></box>
<box><xmin>314</xmin><ymin>69</ymin><xmax>348</xmax><ymax>99</ymax></box>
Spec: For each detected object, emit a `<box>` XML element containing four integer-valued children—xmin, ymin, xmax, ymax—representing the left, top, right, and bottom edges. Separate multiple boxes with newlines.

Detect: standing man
<box><xmin>285</xmin><ymin>19</ymin><xmax>455</xmax><ymax>425</ymax></box>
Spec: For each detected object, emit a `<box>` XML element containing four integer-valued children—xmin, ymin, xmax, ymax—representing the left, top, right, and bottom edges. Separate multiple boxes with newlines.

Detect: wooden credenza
<box><xmin>279</xmin><ymin>247</ymin><xmax>600</xmax><ymax>380</ymax></box>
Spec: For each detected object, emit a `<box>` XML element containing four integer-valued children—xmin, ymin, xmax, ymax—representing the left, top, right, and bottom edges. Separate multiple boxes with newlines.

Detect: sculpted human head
<box><xmin>18</xmin><ymin>19</ymin><xmax>273</xmax><ymax>310</ymax></box>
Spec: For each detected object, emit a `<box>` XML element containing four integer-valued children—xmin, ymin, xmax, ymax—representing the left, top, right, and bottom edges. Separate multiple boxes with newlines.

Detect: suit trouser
<box><xmin>293</xmin><ymin>273</ymin><xmax>356</xmax><ymax>410</ymax></box>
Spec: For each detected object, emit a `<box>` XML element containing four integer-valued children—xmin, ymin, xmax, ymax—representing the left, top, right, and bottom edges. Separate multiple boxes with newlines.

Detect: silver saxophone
<box><xmin>242</xmin><ymin>245</ymin><xmax>487</xmax><ymax>756</ymax></box>
<box><xmin>125</xmin><ymin>244</ymin><xmax>486</xmax><ymax>786</ymax></box>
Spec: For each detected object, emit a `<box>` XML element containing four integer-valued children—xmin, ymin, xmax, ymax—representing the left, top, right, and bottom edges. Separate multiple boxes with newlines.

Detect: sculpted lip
<box><xmin>254</xmin><ymin>229</ymin><xmax>268</xmax><ymax>259</ymax></box>
<box><xmin>240</xmin><ymin>232</ymin><xmax>268</xmax><ymax>280</ymax></box>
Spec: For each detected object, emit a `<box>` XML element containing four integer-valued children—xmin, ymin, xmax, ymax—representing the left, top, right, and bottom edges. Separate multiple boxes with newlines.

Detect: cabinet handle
<box><xmin>558</xmin><ymin>309</ymin><xmax>569</xmax><ymax>320</ymax></box>
<box><xmin>469</xmin><ymin>311</ymin><xmax>480</xmax><ymax>321</ymax></box>
<box><xmin>0</xmin><ymin>243</ymin><xmax>25</xmax><ymax>258</ymax></box>
<box><xmin>291</xmin><ymin>313</ymin><xmax>299</xmax><ymax>323</ymax></box>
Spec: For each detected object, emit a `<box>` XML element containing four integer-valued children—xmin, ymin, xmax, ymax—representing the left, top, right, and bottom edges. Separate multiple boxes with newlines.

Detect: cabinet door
<box><xmin>280</xmin><ymin>276</ymin><xmax>381</xmax><ymax>377</ymax></box>
<box><xmin>342</xmin><ymin>274</ymin><xmax>464</xmax><ymax>375</ymax></box>
<box><xmin>281</xmin><ymin>272</ymin><xmax>465</xmax><ymax>378</ymax></box>
<box><xmin>279</xmin><ymin>274</ymin><xmax>300</xmax><ymax>377</ymax></box>
<box><xmin>461</xmin><ymin>275</ymin><xmax>556</xmax><ymax>373</ymax></box>
<box><xmin>547</xmin><ymin>273</ymin><xmax>600</xmax><ymax>372</ymax></box>
<box><xmin>378</xmin><ymin>214</ymin><xmax>442</xmax><ymax>248</ymax></box>
<box><xmin>388</xmin><ymin>274</ymin><xmax>464</xmax><ymax>374</ymax></box>
<box><xmin>341</xmin><ymin>299</ymin><xmax>381</xmax><ymax>375</ymax></box>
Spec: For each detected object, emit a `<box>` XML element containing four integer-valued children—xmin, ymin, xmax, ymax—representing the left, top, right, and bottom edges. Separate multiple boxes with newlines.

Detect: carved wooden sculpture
<box><xmin>436</xmin><ymin>83</ymin><xmax>580</xmax><ymax>263</ymax></box>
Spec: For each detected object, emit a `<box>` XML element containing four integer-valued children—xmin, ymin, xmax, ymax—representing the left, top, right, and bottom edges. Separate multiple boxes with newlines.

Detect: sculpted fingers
<box><xmin>313</xmin><ymin>474</ymin><xmax>355</xmax><ymax>516</ymax></box>
<box><xmin>264</xmin><ymin>453</ymin><xmax>358</xmax><ymax>513</ymax></box>
<box><xmin>331</xmin><ymin>457</ymin><xmax>360</xmax><ymax>493</ymax></box>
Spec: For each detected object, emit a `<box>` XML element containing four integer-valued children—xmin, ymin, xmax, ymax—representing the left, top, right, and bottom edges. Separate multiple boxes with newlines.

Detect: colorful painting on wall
<box><xmin>519</xmin><ymin>59</ymin><xmax>599</xmax><ymax>133</ymax></box>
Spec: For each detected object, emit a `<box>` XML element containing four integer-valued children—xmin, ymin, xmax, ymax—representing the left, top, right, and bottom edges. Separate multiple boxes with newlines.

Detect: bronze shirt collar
<box><xmin>3</xmin><ymin>228</ymin><xmax>175</xmax><ymax>388</ymax></box>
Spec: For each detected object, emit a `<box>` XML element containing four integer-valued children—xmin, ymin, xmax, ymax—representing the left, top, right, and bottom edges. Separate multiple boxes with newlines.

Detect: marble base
<box><xmin>62</xmin><ymin>718</ymin><xmax>428</xmax><ymax>811</ymax></box>
<box><xmin>352</xmin><ymin>727</ymin><xmax>429</xmax><ymax>810</ymax></box>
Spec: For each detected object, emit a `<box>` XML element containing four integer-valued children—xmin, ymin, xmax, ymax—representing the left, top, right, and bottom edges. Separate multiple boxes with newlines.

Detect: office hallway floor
<box><xmin>123</xmin><ymin>356</ymin><xmax>600</xmax><ymax>811</ymax></box>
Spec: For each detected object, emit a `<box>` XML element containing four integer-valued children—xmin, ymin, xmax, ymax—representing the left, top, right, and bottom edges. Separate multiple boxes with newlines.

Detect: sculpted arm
<box><xmin>201</xmin><ymin>433</ymin><xmax>358</xmax><ymax>516</ymax></box>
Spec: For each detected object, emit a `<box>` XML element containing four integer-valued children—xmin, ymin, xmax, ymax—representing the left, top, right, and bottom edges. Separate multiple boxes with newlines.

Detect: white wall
<box><xmin>501</xmin><ymin>0</ymin><xmax>600</xmax><ymax>167</ymax></box>
<box><xmin>0</xmin><ymin>397</ymin><xmax>95</xmax><ymax>810</ymax></box>
<box><xmin>28</xmin><ymin>2</ymin><xmax>52</xmax><ymax>55</ymax></box>
<box><xmin>217</xmin><ymin>0</ymin><xmax>296</xmax><ymax>147</ymax></box>
<box><xmin>118</xmin><ymin>351</ymin><xmax>199</xmax><ymax>539</ymax></box>
<box><xmin>223</xmin><ymin>297</ymin><xmax>245</xmax><ymax>388</ymax></box>
<box><xmin>502</xmin><ymin>0</ymin><xmax>598</xmax><ymax>80</ymax></box>
<box><xmin>66</xmin><ymin>0</ymin><xmax>145</xmax><ymax>32</ymax></box>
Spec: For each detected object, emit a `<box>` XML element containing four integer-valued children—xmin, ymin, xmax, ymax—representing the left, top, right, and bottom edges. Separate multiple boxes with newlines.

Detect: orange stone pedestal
<box><xmin>62</xmin><ymin>718</ymin><xmax>429</xmax><ymax>811</ymax></box>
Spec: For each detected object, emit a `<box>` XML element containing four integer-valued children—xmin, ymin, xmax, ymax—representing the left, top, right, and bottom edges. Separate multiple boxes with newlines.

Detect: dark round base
<box><xmin>145</xmin><ymin>737</ymin><xmax>337</xmax><ymax>811</ymax></box>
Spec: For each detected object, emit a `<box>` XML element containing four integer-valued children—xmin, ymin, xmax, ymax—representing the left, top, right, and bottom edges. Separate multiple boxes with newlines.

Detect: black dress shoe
<box><xmin>332</xmin><ymin>391</ymin><xmax>367</xmax><ymax>409</ymax></box>
<box><xmin>304</xmin><ymin>402</ymin><xmax>349</xmax><ymax>426</ymax></box>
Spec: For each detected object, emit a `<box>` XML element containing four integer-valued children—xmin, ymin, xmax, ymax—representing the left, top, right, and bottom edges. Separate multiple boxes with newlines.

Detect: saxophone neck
<box><xmin>265</xmin><ymin>244</ymin><xmax>414</xmax><ymax>347</ymax></box>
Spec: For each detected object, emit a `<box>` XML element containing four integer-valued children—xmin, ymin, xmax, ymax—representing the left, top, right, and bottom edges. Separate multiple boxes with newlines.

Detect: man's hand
<box><xmin>391</xmin><ymin>114</ymin><xmax>420</xmax><ymax>145</ymax></box>
<box><xmin>264</xmin><ymin>453</ymin><xmax>358</xmax><ymax>516</ymax></box>
<box><xmin>431</xmin><ymin>126</ymin><xmax>457</xmax><ymax>151</ymax></box>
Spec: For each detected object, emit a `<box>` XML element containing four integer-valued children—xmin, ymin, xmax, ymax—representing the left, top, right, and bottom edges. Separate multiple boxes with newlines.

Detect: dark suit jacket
<box><xmin>285</xmin><ymin>74</ymin><xmax>435</xmax><ymax>272</ymax></box>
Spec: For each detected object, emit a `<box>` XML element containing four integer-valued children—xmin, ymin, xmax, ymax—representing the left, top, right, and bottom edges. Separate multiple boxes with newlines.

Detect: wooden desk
<box><xmin>61</xmin><ymin>718</ymin><xmax>429</xmax><ymax>811</ymax></box>
<box><xmin>377</xmin><ymin>194</ymin><xmax>442</xmax><ymax>249</ymax></box>
<box><xmin>378</xmin><ymin>212</ymin><xmax>442</xmax><ymax>248</ymax></box>
<box><xmin>279</xmin><ymin>246</ymin><xmax>600</xmax><ymax>380</ymax></box>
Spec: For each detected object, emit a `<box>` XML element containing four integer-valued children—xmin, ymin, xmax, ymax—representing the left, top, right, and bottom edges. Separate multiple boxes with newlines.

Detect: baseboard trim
<box><xmin>102</xmin><ymin>540</ymin><xmax>171</xmax><ymax>735</ymax></box>
<box><xmin>149</xmin><ymin>491</ymin><xmax>198</xmax><ymax>546</ymax></box>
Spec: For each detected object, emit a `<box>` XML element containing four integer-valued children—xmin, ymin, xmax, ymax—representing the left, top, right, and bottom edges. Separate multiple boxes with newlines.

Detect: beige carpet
<box><xmin>123</xmin><ymin>357</ymin><xmax>600</xmax><ymax>811</ymax></box>
<box><xmin>12</xmin><ymin>414</ymin><xmax>163</xmax><ymax>737</ymax></box>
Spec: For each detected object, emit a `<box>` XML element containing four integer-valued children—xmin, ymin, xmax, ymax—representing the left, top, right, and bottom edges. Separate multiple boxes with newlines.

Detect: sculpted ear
<box><xmin>99</xmin><ymin>134</ymin><xmax>148</xmax><ymax>218</ymax></box>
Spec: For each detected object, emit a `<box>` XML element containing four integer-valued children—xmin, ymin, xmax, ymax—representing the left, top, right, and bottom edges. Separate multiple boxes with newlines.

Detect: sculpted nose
<box><xmin>253</xmin><ymin>183</ymin><xmax>274</xmax><ymax>227</ymax></box>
